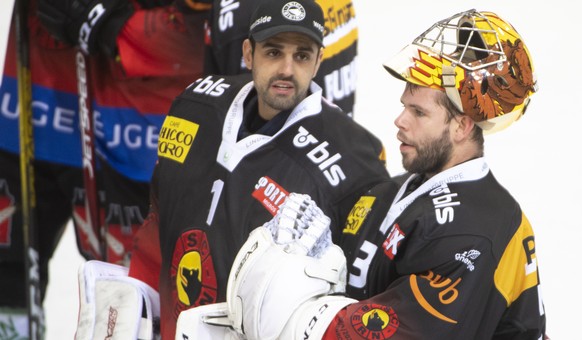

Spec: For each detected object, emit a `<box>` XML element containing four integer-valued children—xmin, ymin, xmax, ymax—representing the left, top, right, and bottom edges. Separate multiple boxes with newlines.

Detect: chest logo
<box><xmin>343</xmin><ymin>196</ymin><xmax>375</xmax><ymax>235</ymax></box>
<box><xmin>252</xmin><ymin>176</ymin><xmax>289</xmax><ymax>216</ymax></box>
<box><xmin>382</xmin><ymin>223</ymin><xmax>405</xmax><ymax>260</ymax></box>
<box><xmin>171</xmin><ymin>229</ymin><xmax>217</xmax><ymax>319</ymax></box>
<box><xmin>158</xmin><ymin>116</ymin><xmax>199</xmax><ymax>163</ymax></box>
<box><xmin>292</xmin><ymin>126</ymin><xmax>346</xmax><ymax>186</ymax></box>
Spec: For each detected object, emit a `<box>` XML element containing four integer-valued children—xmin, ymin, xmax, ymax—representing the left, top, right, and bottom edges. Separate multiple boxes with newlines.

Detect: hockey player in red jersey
<box><xmin>71</xmin><ymin>0</ymin><xmax>391</xmax><ymax>338</ymax></box>
<box><xmin>0</xmin><ymin>0</ymin><xmax>208</xmax><ymax>337</ymax></box>
<box><xmin>179</xmin><ymin>9</ymin><xmax>547</xmax><ymax>340</ymax></box>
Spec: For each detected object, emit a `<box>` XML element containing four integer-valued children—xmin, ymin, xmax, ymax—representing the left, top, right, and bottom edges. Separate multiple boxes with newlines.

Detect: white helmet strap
<box><xmin>442</xmin><ymin>65</ymin><xmax>464</xmax><ymax>113</ymax></box>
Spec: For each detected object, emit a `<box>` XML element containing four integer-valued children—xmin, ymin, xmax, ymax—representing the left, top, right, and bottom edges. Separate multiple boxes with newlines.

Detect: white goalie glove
<box><xmin>177</xmin><ymin>193</ymin><xmax>355</xmax><ymax>340</ymax></box>
<box><xmin>75</xmin><ymin>260</ymin><xmax>160</xmax><ymax>340</ymax></box>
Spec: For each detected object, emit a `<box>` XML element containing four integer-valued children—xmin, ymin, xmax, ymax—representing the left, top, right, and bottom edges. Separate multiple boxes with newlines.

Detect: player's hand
<box><xmin>226</xmin><ymin>193</ymin><xmax>348</xmax><ymax>339</ymax></box>
<box><xmin>37</xmin><ymin>0</ymin><xmax>134</xmax><ymax>55</ymax></box>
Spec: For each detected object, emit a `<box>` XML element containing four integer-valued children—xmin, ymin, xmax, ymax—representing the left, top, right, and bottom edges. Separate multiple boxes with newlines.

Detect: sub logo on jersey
<box><xmin>171</xmin><ymin>229</ymin><xmax>218</xmax><ymax>319</ymax></box>
<box><xmin>382</xmin><ymin>224</ymin><xmax>405</xmax><ymax>260</ymax></box>
<box><xmin>343</xmin><ymin>196</ymin><xmax>375</xmax><ymax>235</ymax></box>
<box><xmin>350</xmin><ymin>304</ymin><xmax>399</xmax><ymax>339</ymax></box>
<box><xmin>0</xmin><ymin>179</ymin><xmax>16</xmax><ymax>247</ymax></box>
<box><xmin>410</xmin><ymin>271</ymin><xmax>460</xmax><ymax>324</ymax></box>
<box><xmin>252</xmin><ymin>176</ymin><xmax>289</xmax><ymax>216</ymax></box>
<box><xmin>158</xmin><ymin>116</ymin><xmax>199</xmax><ymax>164</ymax></box>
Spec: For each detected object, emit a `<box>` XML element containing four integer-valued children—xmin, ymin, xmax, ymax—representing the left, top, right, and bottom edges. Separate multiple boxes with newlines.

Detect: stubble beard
<box><xmin>258</xmin><ymin>75</ymin><xmax>308</xmax><ymax>112</ymax></box>
<box><xmin>402</xmin><ymin>128</ymin><xmax>453</xmax><ymax>175</ymax></box>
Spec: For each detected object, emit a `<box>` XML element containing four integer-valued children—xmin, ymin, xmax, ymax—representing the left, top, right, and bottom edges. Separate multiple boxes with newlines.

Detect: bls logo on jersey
<box><xmin>191</xmin><ymin>76</ymin><xmax>231</xmax><ymax>97</ymax></box>
<box><xmin>171</xmin><ymin>229</ymin><xmax>218</xmax><ymax>319</ymax></box>
<box><xmin>429</xmin><ymin>183</ymin><xmax>460</xmax><ymax>224</ymax></box>
<box><xmin>293</xmin><ymin>126</ymin><xmax>346</xmax><ymax>186</ymax></box>
<box><xmin>218</xmin><ymin>0</ymin><xmax>240</xmax><ymax>31</ymax></box>
<box><xmin>0</xmin><ymin>180</ymin><xmax>16</xmax><ymax>246</ymax></box>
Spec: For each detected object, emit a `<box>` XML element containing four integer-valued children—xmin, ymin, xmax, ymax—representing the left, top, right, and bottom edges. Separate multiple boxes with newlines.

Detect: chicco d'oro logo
<box><xmin>158</xmin><ymin>116</ymin><xmax>199</xmax><ymax>163</ymax></box>
<box><xmin>350</xmin><ymin>304</ymin><xmax>399</xmax><ymax>339</ymax></box>
<box><xmin>343</xmin><ymin>196</ymin><xmax>375</xmax><ymax>235</ymax></box>
<box><xmin>171</xmin><ymin>229</ymin><xmax>217</xmax><ymax>318</ymax></box>
<box><xmin>282</xmin><ymin>2</ymin><xmax>306</xmax><ymax>21</ymax></box>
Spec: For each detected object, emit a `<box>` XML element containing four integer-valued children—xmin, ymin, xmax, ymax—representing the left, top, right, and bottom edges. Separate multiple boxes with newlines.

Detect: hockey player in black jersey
<box><xmin>204</xmin><ymin>0</ymin><xmax>358</xmax><ymax>117</ymax></box>
<box><xmin>71</xmin><ymin>0</ymin><xmax>391</xmax><ymax>338</ymax></box>
<box><xmin>187</xmin><ymin>9</ymin><xmax>548</xmax><ymax>340</ymax></box>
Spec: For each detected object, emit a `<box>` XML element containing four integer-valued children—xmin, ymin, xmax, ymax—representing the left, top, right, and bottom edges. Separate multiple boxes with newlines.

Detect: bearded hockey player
<box><xmin>178</xmin><ymin>8</ymin><xmax>547</xmax><ymax>340</ymax></box>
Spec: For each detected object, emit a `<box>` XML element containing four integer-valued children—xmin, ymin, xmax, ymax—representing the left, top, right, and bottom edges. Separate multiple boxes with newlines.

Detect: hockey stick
<box><xmin>76</xmin><ymin>48</ymin><xmax>106</xmax><ymax>261</ymax></box>
<box><xmin>14</xmin><ymin>0</ymin><xmax>45</xmax><ymax>338</ymax></box>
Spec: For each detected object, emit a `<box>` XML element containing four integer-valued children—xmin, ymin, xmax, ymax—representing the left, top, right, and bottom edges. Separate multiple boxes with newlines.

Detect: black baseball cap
<box><xmin>248</xmin><ymin>0</ymin><xmax>325</xmax><ymax>46</ymax></box>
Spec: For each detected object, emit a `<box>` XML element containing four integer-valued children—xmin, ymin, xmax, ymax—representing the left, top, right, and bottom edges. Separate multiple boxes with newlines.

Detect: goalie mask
<box><xmin>384</xmin><ymin>9</ymin><xmax>537</xmax><ymax>134</ymax></box>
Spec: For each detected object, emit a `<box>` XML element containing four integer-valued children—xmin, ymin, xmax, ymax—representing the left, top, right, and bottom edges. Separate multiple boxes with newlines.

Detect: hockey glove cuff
<box><xmin>37</xmin><ymin>0</ymin><xmax>134</xmax><ymax>56</ymax></box>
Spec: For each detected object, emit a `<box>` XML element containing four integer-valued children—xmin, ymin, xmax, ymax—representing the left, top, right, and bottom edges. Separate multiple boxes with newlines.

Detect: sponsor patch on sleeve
<box><xmin>252</xmin><ymin>176</ymin><xmax>289</xmax><ymax>216</ymax></box>
<box><xmin>343</xmin><ymin>196</ymin><xmax>375</xmax><ymax>235</ymax></box>
<box><xmin>158</xmin><ymin>116</ymin><xmax>199</xmax><ymax>163</ymax></box>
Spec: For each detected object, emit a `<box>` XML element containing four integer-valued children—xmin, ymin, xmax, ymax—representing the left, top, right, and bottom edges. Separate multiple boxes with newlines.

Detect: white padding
<box><xmin>75</xmin><ymin>260</ymin><xmax>160</xmax><ymax>340</ymax></box>
<box><xmin>227</xmin><ymin>227</ymin><xmax>347</xmax><ymax>340</ymax></box>
<box><xmin>175</xmin><ymin>302</ymin><xmax>239</xmax><ymax>340</ymax></box>
<box><xmin>281</xmin><ymin>295</ymin><xmax>356</xmax><ymax>340</ymax></box>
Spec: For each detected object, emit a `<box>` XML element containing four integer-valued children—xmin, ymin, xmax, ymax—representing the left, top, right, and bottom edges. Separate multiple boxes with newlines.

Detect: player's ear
<box><xmin>452</xmin><ymin>115</ymin><xmax>475</xmax><ymax>142</ymax></box>
<box><xmin>242</xmin><ymin>39</ymin><xmax>253</xmax><ymax>70</ymax></box>
<box><xmin>312</xmin><ymin>47</ymin><xmax>323</xmax><ymax>78</ymax></box>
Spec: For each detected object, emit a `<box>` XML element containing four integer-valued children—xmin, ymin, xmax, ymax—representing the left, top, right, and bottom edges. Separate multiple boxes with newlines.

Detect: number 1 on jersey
<box><xmin>206</xmin><ymin>179</ymin><xmax>224</xmax><ymax>225</ymax></box>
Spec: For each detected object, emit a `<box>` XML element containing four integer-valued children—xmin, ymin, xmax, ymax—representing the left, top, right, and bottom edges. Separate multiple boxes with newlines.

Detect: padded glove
<box><xmin>37</xmin><ymin>0</ymin><xmax>134</xmax><ymax>56</ymax></box>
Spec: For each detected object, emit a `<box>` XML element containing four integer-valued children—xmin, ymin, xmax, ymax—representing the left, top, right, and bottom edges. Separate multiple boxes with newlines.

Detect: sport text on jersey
<box><xmin>253</xmin><ymin>176</ymin><xmax>289</xmax><ymax>216</ymax></box>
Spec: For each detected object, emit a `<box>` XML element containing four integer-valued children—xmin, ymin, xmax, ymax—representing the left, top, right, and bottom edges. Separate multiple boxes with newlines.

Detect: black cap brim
<box><xmin>251</xmin><ymin>25</ymin><xmax>324</xmax><ymax>47</ymax></box>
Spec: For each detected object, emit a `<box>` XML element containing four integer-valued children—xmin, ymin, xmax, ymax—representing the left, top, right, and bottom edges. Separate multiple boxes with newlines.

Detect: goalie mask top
<box><xmin>383</xmin><ymin>9</ymin><xmax>538</xmax><ymax>134</ymax></box>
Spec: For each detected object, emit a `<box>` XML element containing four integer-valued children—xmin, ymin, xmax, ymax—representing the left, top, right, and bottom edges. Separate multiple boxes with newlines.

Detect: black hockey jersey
<box><xmin>205</xmin><ymin>0</ymin><xmax>358</xmax><ymax>116</ymax></box>
<box><xmin>130</xmin><ymin>74</ymin><xmax>390</xmax><ymax>339</ymax></box>
<box><xmin>328</xmin><ymin>158</ymin><xmax>546</xmax><ymax>339</ymax></box>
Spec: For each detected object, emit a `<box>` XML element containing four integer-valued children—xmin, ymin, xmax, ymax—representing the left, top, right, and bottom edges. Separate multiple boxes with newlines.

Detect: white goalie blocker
<box><xmin>75</xmin><ymin>260</ymin><xmax>160</xmax><ymax>340</ymax></box>
<box><xmin>176</xmin><ymin>193</ymin><xmax>356</xmax><ymax>340</ymax></box>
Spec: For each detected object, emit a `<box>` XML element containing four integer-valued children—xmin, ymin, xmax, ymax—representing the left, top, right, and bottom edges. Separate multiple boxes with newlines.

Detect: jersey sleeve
<box><xmin>116</xmin><ymin>5</ymin><xmax>208</xmax><ymax>77</ymax></box>
<box><xmin>323</xmin><ymin>212</ymin><xmax>546</xmax><ymax>339</ymax></box>
<box><xmin>128</xmin><ymin>165</ymin><xmax>162</xmax><ymax>291</ymax></box>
